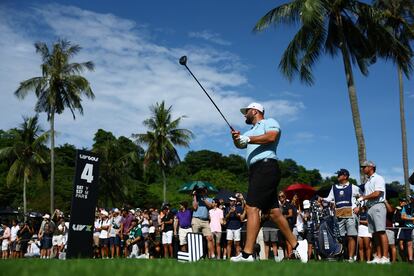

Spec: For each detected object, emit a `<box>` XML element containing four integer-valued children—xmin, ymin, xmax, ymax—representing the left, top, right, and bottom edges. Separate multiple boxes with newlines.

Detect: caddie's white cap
<box><xmin>240</xmin><ymin>102</ymin><xmax>264</xmax><ymax>115</ymax></box>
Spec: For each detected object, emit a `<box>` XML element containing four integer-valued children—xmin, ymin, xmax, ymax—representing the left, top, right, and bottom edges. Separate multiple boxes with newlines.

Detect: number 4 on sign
<box><xmin>81</xmin><ymin>163</ymin><xmax>94</xmax><ymax>183</ymax></box>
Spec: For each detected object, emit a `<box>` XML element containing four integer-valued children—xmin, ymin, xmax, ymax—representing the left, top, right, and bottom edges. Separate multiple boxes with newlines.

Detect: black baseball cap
<box><xmin>335</xmin><ymin>169</ymin><xmax>350</xmax><ymax>177</ymax></box>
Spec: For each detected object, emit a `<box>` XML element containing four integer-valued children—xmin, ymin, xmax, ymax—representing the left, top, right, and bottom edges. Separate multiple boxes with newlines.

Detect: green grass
<box><xmin>0</xmin><ymin>259</ymin><xmax>412</xmax><ymax>276</ymax></box>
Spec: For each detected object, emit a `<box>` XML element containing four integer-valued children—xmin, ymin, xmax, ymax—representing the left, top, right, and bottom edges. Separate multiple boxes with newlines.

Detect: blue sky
<box><xmin>0</xmin><ymin>0</ymin><xmax>413</xmax><ymax>185</ymax></box>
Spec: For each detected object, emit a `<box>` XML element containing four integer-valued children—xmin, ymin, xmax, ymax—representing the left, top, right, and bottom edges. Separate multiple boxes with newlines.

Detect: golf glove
<box><xmin>239</xmin><ymin>135</ymin><xmax>250</xmax><ymax>145</ymax></box>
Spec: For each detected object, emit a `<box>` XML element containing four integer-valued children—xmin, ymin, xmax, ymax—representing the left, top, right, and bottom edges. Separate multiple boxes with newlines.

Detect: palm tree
<box><xmin>133</xmin><ymin>101</ymin><xmax>194</xmax><ymax>203</ymax></box>
<box><xmin>254</xmin><ymin>0</ymin><xmax>410</xmax><ymax>183</ymax></box>
<box><xmin>373</xmin><ymin>0</ymin><xmax>414</xmax><ymax>198</ymax></box>
<box><xmin>92</xmin><ymin>130</ymin><xmax>141</xmax><ymax>207</ymax></box>
<box><xmin>15</xmin><ymin>39</ymin><xmax>95</xmax><ymax>213</ymax></box>
<box><xmin>0</xmin><ymin>115</ymin><xmax>48</xmax><ymax>215</ymax></box>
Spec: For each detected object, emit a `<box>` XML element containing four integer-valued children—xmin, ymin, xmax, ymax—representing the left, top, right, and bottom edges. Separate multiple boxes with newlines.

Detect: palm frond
<box><xmin>254</xmin><ymin>1</ymin><xmax>302</xmax><ymax>32</ymax></box>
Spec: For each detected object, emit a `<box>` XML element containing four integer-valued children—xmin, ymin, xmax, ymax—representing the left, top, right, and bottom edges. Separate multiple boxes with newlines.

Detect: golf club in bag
<box><xmin>311</xmin><ymin>200</ymin><xmax>343</xmax><ymax>260</ymax></box>
<box><xmin>179</xmin><ymin>56</ymin><xmax>235</xmax><ymax>131</ymax></box>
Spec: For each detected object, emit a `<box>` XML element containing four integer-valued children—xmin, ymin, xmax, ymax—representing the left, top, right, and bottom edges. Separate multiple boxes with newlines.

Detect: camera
<box><xmin>192</xmin><ymin>186</ymin><xmax>204</xmax><ymax>200</ymax></box>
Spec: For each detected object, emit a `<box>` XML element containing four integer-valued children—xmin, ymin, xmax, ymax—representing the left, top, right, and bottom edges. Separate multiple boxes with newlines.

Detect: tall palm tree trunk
<box><xmin>397</xmin><ymin>65</ymin><xmax>410</xmax><ymax>197</ymax></box>
<box><xmin>50</xmin><ymin>111</ymin><xmax>55</xmax><ymax>214</ymax></box>
<box><xmin>339</xmin><ymin>38</ymin><xmax>367</xmax><ymax>184</ymax></box>
<box><xmin>23</xmin><ymin>173</ymin><xmax>28</xmax><ymax>218</ymax></box>
<box><xmin>162</xmin><ymin>168</ymin><xmax>167</xmax><ymax>204</ymax></box>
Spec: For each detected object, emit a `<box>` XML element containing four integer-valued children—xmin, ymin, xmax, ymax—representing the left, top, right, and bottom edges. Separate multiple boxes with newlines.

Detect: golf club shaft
<box><xmin>183</xmin><ymin>64</ymin><xmax>235</xmax><ymax>131</ymax></box>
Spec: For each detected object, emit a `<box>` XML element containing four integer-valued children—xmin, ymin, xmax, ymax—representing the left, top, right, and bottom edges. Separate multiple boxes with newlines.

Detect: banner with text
<box><xmin>67</xmin><ymin>149</ymin><xmax>100</xmax><ymax>258</ymax></box>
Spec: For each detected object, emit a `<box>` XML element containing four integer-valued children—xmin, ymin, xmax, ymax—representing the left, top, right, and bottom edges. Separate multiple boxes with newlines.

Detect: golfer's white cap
<box><xmin>240</xmin><ymin>102</ymin><xmax>264</xmax><ymax>115</ymax></box>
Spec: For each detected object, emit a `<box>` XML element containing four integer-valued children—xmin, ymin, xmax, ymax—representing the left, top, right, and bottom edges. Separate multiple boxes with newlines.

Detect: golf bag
<box><xmin>310</xmin><ymin>200</ymin><xmax>343</xmax><ymax>259</ymax></box>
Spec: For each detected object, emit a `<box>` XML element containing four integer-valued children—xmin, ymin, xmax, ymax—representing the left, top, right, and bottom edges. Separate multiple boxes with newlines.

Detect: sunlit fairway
<box><xmin>0</xmin><ymin>258</ymin><xmax>412</xmax><ymax>276</ymax></box>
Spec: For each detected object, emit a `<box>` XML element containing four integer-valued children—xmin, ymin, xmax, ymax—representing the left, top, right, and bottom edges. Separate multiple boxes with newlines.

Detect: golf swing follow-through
<box><xmin>179</xmin><ymin>56</ymin><xmax>235</xmax><ymax>131</ymax></box>
<box><xmin>179</xmin><ymin>55</ymin><xmax>307</xmax><ymax>262</ymax></box>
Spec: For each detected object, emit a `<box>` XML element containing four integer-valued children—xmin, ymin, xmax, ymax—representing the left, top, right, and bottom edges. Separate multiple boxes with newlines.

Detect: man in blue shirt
<box><xmin>230</xmin><ymin>102</ymin><xmax>307</xmax><ymax>262</ymax></box>
<box><xmin>192</xmin><ymin>187</ymin><xmax>214</xmax><ymax>258</ymax></box>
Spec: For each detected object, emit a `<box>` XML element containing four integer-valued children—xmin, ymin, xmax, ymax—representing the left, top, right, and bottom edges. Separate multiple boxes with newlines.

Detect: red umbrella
<box><xmin>283</xmin><ymin>183</ymin><xmax>315</xmax><ymax>200</ymax></box>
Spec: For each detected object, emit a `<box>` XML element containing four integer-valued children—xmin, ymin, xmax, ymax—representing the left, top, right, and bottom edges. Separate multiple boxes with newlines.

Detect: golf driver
<box><xmin>179</xmin><ymin>55</ymin><xmax>235</xmax><ymax>131</ymax></box>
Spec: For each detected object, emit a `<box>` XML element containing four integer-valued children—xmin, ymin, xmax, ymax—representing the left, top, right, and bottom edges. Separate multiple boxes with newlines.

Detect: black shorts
<box><xmin>397</xmin><ymin>228</ymin><xmax>413</xmax><ymax>241</ymax></box>
<box><xmin>247</xmin><ymin>159</ymin><xmax>281</xmax><ymax>211</ymax></box>
<box><xmin>99</xmin><ymin>238</ymin><xmax>109</xmax><ymax>247</ymax></box>
<box><xmin>20</xmin><ymin>241</ymin><xmax>29</xmax><ymax>253</ymax></box>
<box><xmin>41</xmin><ymin>237</ymin><xmax>52</xmax><ymax>249</ymax></box>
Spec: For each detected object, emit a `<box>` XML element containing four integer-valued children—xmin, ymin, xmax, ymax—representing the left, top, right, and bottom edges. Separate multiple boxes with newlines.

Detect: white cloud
<box><xmin>0</xmin><ymin>3</ymin><xmax>305</xmax><ymax>149</ymax></box>
<box><xmin>188</xmin><ymin>30</ymin><xmax>232</xmax><ymax>46</ymax></box>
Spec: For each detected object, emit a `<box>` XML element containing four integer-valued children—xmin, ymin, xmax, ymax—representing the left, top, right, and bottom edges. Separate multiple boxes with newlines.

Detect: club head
<box><xmin>179</xmin><ymin>56</ymin><xmax>187</xmax><ymax>66</ymax></box>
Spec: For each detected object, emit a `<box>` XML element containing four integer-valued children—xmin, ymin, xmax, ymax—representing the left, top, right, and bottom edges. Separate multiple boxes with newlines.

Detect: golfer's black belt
<box><xmin>250</xmin><ymin>158</ymin><xmax>277</xmax><ymax>169</ymax></box>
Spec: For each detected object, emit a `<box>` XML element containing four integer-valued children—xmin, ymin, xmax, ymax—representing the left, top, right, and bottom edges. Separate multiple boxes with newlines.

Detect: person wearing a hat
<box><xmin>98</xmin><ymin>210</ymin><xmax>111</xmax><ymax>259</ymax></box>
<box><xmin>174</xmin><ymin>201</ymin><xmax>193</xmax><ymax>252</ymax></box>
<box><xmin>192</xmin><ymin>187</ymin><xmax>215</xmax><ymax>258</ymax></box>
<box><xmin>230</xmin><ymin>102</ymin><xmax>308</xmax><ymax>263</ymax></box>
<box><xmin>320</xmin><ymin>168</ymin><xmax>362</xmax><ymax>262</ymax></box>
<box><xmin>357</xmin><ymin>160</ymin><xmax>389</xmax><ymax>264</ymax></box>
<box><xmin>108</xmin><ymin>208</ymin><xmax>122</xmax><ymax>258</ymax></box>
<box><xmin>224</xmin><ymin>196</ymin><xmax>244</xmax><ymax>259</ymax></box>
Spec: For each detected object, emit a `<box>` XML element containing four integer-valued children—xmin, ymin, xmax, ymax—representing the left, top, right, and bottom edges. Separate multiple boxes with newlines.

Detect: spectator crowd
<box><xmin>1</xmin><ymin>169</ymin><xmax>414</xmax><ymax>264</ymax></box>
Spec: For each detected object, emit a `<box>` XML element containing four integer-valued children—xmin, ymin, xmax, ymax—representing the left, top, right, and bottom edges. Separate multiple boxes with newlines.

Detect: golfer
<box><xmin>230</xmin><ymin>102</ymin><xmax>308</xmax><ymax>262</ymax></box>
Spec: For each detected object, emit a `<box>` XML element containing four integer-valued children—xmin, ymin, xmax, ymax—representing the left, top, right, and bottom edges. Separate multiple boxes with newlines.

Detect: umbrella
<box><xmin>178</xmin><ymin>181</ymin><xmax>218</xmax><ymax>193</ymax></box>
<box><xmin>283</xmin><ymin>183</ymin><xmax>315</xmax><ymax>200</ymax></box>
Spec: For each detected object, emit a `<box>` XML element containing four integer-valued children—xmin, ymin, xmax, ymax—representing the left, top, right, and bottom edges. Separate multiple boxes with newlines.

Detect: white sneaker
<box><xmin>293</xmin><ymin>240</ymin><xmax>308</xmax><ymax>263</ymax></box>
<box><xmin>367</xmin><ymin>256</ymin><xmax>381</xmax><ymax>264</ymax></box>
<box><xmin>378</xmin><ymin>257</ymin><xmax>390</xmax><ymax>264</ymax></box>
<box><xmin>136</xmin><ymin>253</ymin><xmax>149</xmax><ymax>259</ymax></box>
<box><xmin>230</xmin><ymin>253</ymin><xmax>255</xmax><ymax>262</ymax></box>
<box><xmin>274</xmin><ymin>255</ymin><xmax>282</xmax><ymax>262</ymax></box>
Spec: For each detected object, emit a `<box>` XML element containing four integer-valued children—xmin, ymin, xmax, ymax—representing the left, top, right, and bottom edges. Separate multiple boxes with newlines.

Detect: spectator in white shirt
<box><xmin>10</xmin><ymin>220</ymin><xmax>20</xmax><ymax>258</ymax></box>
<box><xmin>358</xmin><ymin>161</ymin><xmax>389</xmax><ymax>264</ymax></box>
<box><xmin>109</xmin><ymin>208</ymin><xmax>122</xmax><ymax>258</ymax></box>
<box><xmin>1</xmin><ymin>222</ymin><xmax>11</xmax><ymax>259</ymax></box>
<box><xmin>99</xmin><ymin>210</ymin><xmax>111</xmax><ymax>259</ymax></box>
